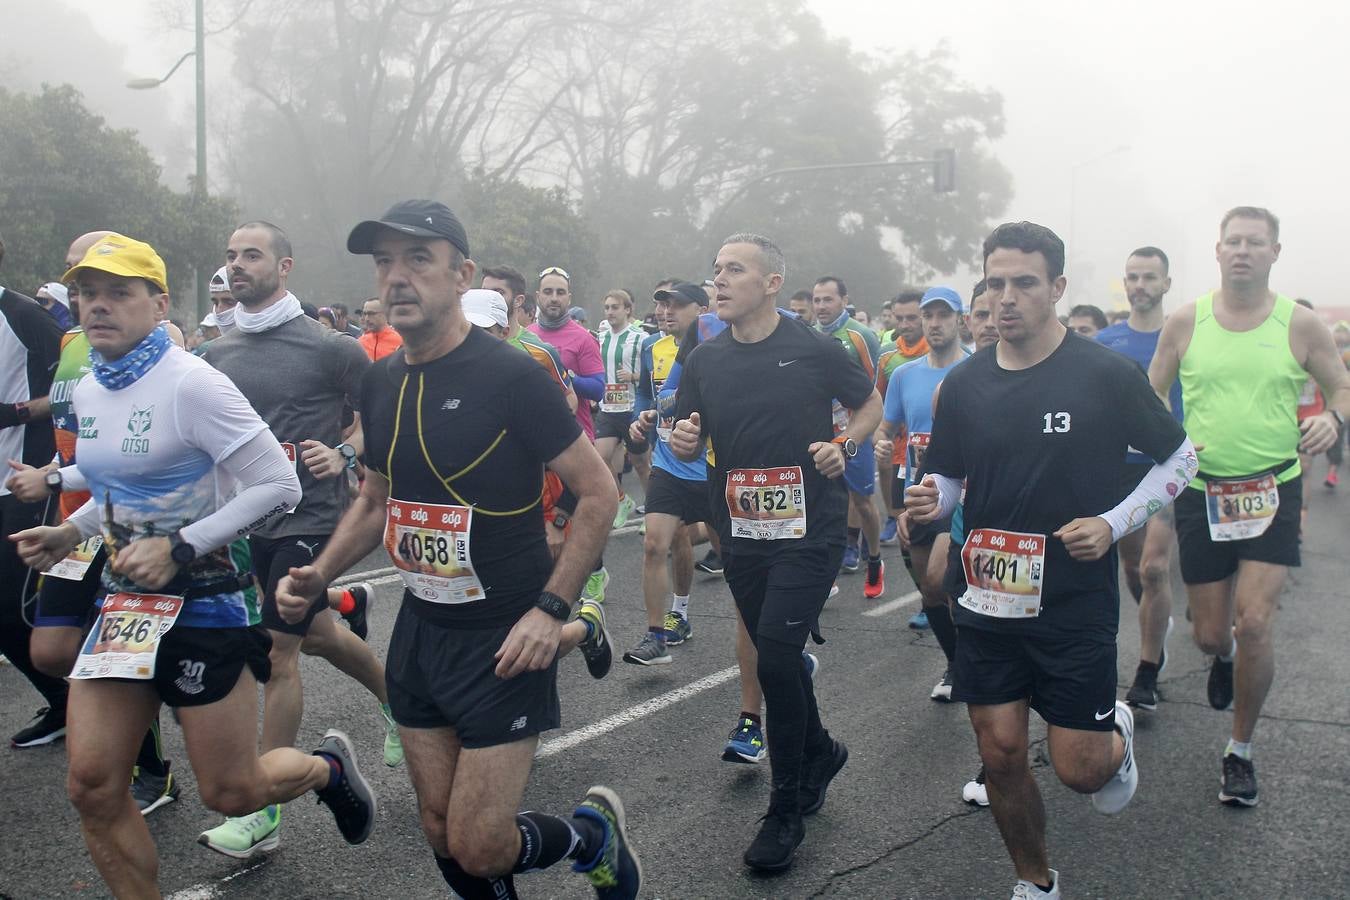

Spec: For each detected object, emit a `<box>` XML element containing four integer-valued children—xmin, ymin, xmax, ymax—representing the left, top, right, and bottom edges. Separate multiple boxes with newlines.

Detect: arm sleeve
<box><xmin>175</xmin><ymin>364</ymin><xmax>269</xmax><ymax>464</ymax></box>
<box><xmin>571</xmin><ymin>372</ymin><xmax>605</xmax><ymax>402</ymax></box>
<box><xmin>59</xmin><ymin>464</ymin><xmax>87</xmax><ymax>492</ymax></box>
<box><xmin>5</xmin><ymin>291</ymin><xmax>64</xmax><ymax>398</ymax></box>
<box><xmin>635</xmin><ymin>342</ymin><xmax>656</xmax><ymax>412</ymax></box>
<box><xmin>929</xmin><ymin>473</ymin><xmax>964</xmax><ymax>520</ymax></box>
<box><xmin>1099</xmin><ymin>437</ymin><xmax>1198</xmax><ymax>542</ymax></box>
<box><xmin>673</xmin><ymin>351</ymin><xmax>705</xmax><ymax>424</ymax></box>
<box><xmin>177</xmin><ymin>429</ymin><xmax>302</xmax><ymax>553</ymax></box>
<box><xmin>66</xmin><ymin>497</ymin><xmax>102</xmax><ymax>539</ymax></box>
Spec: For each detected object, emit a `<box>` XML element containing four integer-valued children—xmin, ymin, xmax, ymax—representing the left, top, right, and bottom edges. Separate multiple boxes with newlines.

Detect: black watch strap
<box><xmin>170</xmin><ymin>530</ymin><xmax>197</xmax><ymax>565</ymax></box>
<box><xmin>534</xmin><ymin>591</ymin><xmax>571</xmax><ymax>621</ymax></box>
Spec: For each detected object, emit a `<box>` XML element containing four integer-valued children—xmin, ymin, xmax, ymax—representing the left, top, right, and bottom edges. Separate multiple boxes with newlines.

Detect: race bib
<box><xmin>70</xmin><ymin>592</ymin><xmax>184</xmax><ymax>680</ymax></box>
<box><xmin>601</xmin><ymin>382</ymin><xmax>635</xmax><ymax>413</ymax></box>
<box><xmin>1205</xmin><ymin>475</ymin><xmax>1278</xmax><ymax>541</ymax></box>
<box><xmin>385</xmin><ymin>499</ymin><xmax>485</xmax><ymax>603</ymax></box>
<box><xmin>831</xmin><ymin>400</ymin><xmax>850</xmax><ymax>437</ymax></box>
<box><xmin>907</xmin><ymin>432</ymin><xmax>931</xmax><ymax>474</ymax></box>
<box><xmin>656</xmin><ymin>417</ymin><xmax>674</xmax><ymax>443</ymax></box>
<box><xmin>959</xmin><ymin>528</ymin><xmax>1045</xmax><ymax>619</ymax></box>
<box><xmin>43</xmin><ymin>535</ymin><xmax>104</xmax><ymax>582</ymax></box>
<box><xmin>725</xmin><ymin>467</ymin><xmax>806</xmax><ymax>540</ymax></box>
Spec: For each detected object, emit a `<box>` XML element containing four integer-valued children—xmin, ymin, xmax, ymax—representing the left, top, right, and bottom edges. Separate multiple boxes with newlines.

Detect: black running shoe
<box><xmin>341</xmin><ymin>582</ymin><xmax>371</xmax><ymax>641</ymax></box>
<box><xmin>1125</xmin><ymin>666</ymin><xmax>1159</xmax><ymax>711</ymax></box>
<box><xmin>799</xmin><ymin>738</ymin><xmax>848</xmax><ymax>815</ymax></box>
<box><xmin>576</xmin><ymin>600</ymin><xmax>613</xmax><ymax>680</ymax></box>
<box><xmin>1219</xmin><ymin>753</ymin><xmax>1258</xmax><ymax>807</ymax></box>
<box><xmin>694</xmin><ymin>550</ymin><xmax>724</xmax><ymax>575</ymax></box>
<box><xmin>743</xmin><ymin>807</ymin><xmax>804</xmax><ymax>872</ymax></box>
<box><xmin>312</xmin><ymin>729</ymin><xmax>376</xmax><ymax>844</ymax></box>
<box><xmin>11</xmin><ymin>706</ymin><xmax>66</xmax><ymax>748</ymax></box>
<box><xmin>1207</xmin><ymin>656</ymin><xmax>1234</xmax><ymax>710</ymax></box>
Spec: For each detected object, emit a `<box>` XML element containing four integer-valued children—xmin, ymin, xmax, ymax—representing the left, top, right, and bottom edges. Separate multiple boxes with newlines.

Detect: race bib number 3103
<box><xmin>725</xmin><ymin>466</ymin><xmax>806</xmax><ymax>540</ymax></box>
<box><xmin>385</xmin><ymin>499</ymin><xmax>485</xmax><ymax>604</ymax></box>
<box><xmin>1204</xmin><ymin>475</ymin><xmax>1278</xmax><ymax>542</ymax></box>
<box><xmin>959</xmin><ymin>528</ymin><xmax>1045</xmax><ymax>619</ymax></box>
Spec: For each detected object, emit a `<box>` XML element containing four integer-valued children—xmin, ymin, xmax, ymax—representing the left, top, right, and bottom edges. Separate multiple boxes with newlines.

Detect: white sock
<box><xmin>671</xmin><ymin>594</ymin><xmax>690</xmax><ymax>618</ymax></box>
<box><xmin>1225</xmin><ymin>739</ymin><xmax>1252</xmax><ymax>760</ymax></box>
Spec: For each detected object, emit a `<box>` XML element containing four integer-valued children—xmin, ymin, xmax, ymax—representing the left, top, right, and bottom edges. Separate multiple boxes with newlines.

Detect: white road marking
<box><xmin>536</xmin><ymin>666</ymin><xmax>740</xmax><ymax>758</ymax></box>
<box><xmin>862</xmin><ymin>589</ymin><xmax>922</xmax><ymax>617</ymax></box>
<box><xmin>166</xmin><ymin>860</ymin><xmax>268</xmax><ymax>900</ymax></box>
<box><xmin>332</xmin><ymin>566</ymin><xmax>396</xmax><ymax>585</ymax></box>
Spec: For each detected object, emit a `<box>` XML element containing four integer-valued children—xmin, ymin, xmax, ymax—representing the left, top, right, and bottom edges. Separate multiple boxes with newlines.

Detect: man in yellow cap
<box><xmin>12</xmin><ymin>233</ymin><xmax>376</xmax><ymax>896</ymax></box>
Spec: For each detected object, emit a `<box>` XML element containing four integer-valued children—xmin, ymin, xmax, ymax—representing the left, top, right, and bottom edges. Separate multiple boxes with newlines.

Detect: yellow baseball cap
<box><xmin>62</xmin><ymin>233</ymin><xmax>169</xmax><ymax>294</ymax></box>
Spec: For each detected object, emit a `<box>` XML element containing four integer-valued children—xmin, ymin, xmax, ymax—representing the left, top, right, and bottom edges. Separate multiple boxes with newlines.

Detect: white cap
<box><xmin>201</xmin><ymin>312</ymin><xmax>219</xmax><ymax>328</ymax></box>
<box><xmin>462</xmin><ymin>288</ymin><xmax>509</xmax><ymax>329</ymax></box>
<box><xmin>209</xmin><ymin>266</ymin><xmax>230</xmax><ymax>293</ymax></box>
<box><xmin>39</xmin><ymin>282</ymin><xmax>70</xmax><ymax>307</ymax></box>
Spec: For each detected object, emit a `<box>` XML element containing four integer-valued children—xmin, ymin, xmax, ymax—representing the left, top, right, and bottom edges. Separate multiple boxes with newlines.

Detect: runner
<box><xmin>276</xmin><ymin>200</ymin><xmax>638</xmax><ymax>899</ymax></box>
<box><xmin>1066</xmin><ymin>304</ymin><xmax>1107</xmax><ymax>338</ymax></box>
<box><xmin>671</xmin><ymin>232</ymin><xmax>881</xmax><ymax>872</ymax></box>
<box><xmin>811</xmin><ymin>276</ymin><xmax>884</xmax><ymax>597</ymax></box>
<box><xmin>359</xmin><ymin>297</ymin><xmax>404</xmax><ymax>360</ymax></box>
<box><xmin>479</xmin><ymin>265</ymin><xmax>578</xmax><ymax>413</ymax></box>
<box><xmin>909</xmin><ymin>221</ymin><xmax>1195</xmax><ymax>898</ymax></box>
<box><xmin>197</xmin><ymin>220</ymin><xmax>401</xmax><ymax>858</ymax></box>
<box><xmin>208</xmin><ymin>266</ymin><xmax>237</xmax><ymax>334</ymax></box>
<box><xmin>10</xmin><ymin>234</ymin><xmax>373</xmax><ymax>898</ymax></box>
<box><xmin>874</xmin><ymin>286</ymin><xmax>970</xmax><ymax>699</ymax></box>
<box><xmin>787</xmin><ymin>289</ymin><xmax>813</xmax><ymax>321</ymax></box>
<box><xmin>1095</xmin><ymin>246</ymin><xmax>1184</xmax><ymax>711</ymax></box>
<box><xmin>1150</xmin><ymin>206</ymin><xmax>1350</xmax><ymax>807</ymax></box>
<box><xmin>595</xmin><ymin>290</ymin><xmax>646</xmax><ymax>529</ymax></box>
<box><xmin>874</xmin><ymin>290</ymin><xmax>927</xmax><ymax>566</ymax></box>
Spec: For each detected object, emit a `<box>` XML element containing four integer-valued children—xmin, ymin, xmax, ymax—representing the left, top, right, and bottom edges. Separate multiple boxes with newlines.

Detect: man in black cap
<box><xmin>276</xmin><ymin>200</ymin><xmax>641</xmax><ymax>899</ymax></box>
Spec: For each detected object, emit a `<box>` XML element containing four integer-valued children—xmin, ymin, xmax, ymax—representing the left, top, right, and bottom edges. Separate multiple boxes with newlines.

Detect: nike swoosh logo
<box><xmin>1094</xmin><ymin>708</ymin><xmax>1114</xmax><ymax>721</ymax></box>
<box><xmin>778</xmin><ymin>360</ymin><xmax>797</xmax><ymax>367</ymax></box>
<box><xmin>786</xmin><ymin>619</ymin><xmax>805</xmax><ymax>626</ymax></box>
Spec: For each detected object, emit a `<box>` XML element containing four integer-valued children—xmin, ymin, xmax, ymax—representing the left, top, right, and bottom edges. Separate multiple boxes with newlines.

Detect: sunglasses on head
<box><xmin>539</xmin><ymin>266</ymin><xmax>570</xmax><ymax>282</ymax></box>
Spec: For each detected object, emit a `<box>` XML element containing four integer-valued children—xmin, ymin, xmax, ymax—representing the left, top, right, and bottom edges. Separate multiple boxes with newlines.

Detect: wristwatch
<box><xmin>1330</xmin><ymin>410</ymin><xmax>1345</xmax><ymax>430</ymax></box>
<box><xmin>534</xmin><ymin>590</ymin><xmax>571</xmax><ymax>621</ymax></box>
<box><xmin>44</xmin><ymin>469</ymin><xmax>63</xmax><ymax>494</ymax></box>
<box><xmin>169</xmin><ymin>530</ymin><xmax>197</xmax><ymax>566</ymax></box>
<box><xmin>550</xmin><ymin>511</ymin><xmax>570</xmax><ymax>530</ymax></box>
<box><xmin>336</xmin><ymin>443</ymin><xmax>359</xmax><ymax>470</ymax></box>
<box><xmin>833</xmin><ymin>436</ymin><xmax>858</xmax><ymax>458</ymax></box>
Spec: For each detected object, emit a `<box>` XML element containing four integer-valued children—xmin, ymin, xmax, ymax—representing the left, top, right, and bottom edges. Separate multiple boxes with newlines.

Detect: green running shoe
<box><xmin>613</xmin><ymin>495</ymin><xmax>636</xmax><ymax>529</ymax></box>
<box><xmin>582</xmin><ymin>567</ymin><xmax>610</xmax><ymax>605</ymax></box>
<box><xmin>197</xmin><ymin>806</ymin><xmax>281</xmax><ymax>859</ymax></box>
<box><xmin>381</xmin><ymin>703</ymin><xmax>404</xmax><ymax>768</ymax></box>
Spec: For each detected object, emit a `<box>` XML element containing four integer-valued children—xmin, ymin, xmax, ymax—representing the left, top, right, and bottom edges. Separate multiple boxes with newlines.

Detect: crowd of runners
<box><xmin>0</xmin><ymin>201</ymin><xmax>1346</xmax><ymax>899</ymax></box>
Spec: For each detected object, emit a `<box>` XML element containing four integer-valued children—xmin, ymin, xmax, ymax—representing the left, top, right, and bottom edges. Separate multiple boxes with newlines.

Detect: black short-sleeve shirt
<box><xmin>360</xmin><ymin>326</ymin><xmax>582</xmax><ymax>627</ymax></box>
<box><xmin>924</xmin><ymin>331</ymin><xmax>1186</xmax><ymax>638</ymax></box>
<box><xmin>674</xmin><ymin>314</ymin><xmax>875</xmax><ymax>555</ymax></box>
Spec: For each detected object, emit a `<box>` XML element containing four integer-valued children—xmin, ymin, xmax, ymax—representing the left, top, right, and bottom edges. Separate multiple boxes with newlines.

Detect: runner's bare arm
<box><xmin>281</xmin><ymin>467</ymin><xmax>391</xmax><ymax>610</ymax></box>
<box><xmin>1148</xmin><ymin>303</ymin><xmax>1196</xmax><ymax>411</ymax></box>
<box><xmin>1292</xmin><ymin>307</ymin><xmax>1350</xmax><ymax>454</ymax></box>
<box><xmin>841</xmin><ymin>389</ymin><xmax>883</xmax><ymax>444</ymax></box>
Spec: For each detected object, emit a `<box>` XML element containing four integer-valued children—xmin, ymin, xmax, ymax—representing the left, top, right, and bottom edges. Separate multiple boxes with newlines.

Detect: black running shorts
<box><xmin>101</xmin><ymin>624</ymin><xmax>272</xmax><ymax>708</ymax></box>
<box><xmin>35</xmin><ymin>544</ymin><xmax>107</xmax><ymax>628</ymax></box>
<box><xmin>593</xmin><ymin>409</ymin><xmax>636</xmax><ymax>442</ymax></box>
<box><xmin>724</xmin><ymin>543</ymin><xmax>843</xmax><ymax>648</ymax></box>
<box><xmin>1174</xmin><ymin>478</ymin><xmax>1301</xmax><ymax>584</ymax></box>
<box><xmin>384</xmin><ymin>603</ymin><xmax>561</xmax><ymax>747</ymax></box>
<box><xmin>251</xmin><ymin>534</ymin><xmax>330</xmax><ymax>635</ymax></box>
<box><xmin>643</xmin><ymin>468</ymin><xmax>712</xmax><ymax>525</ymax></box>
<box><xmin>952</xmin><ymin>624</ymin><xmax>1118</xmax><ymax>732</ymax></box>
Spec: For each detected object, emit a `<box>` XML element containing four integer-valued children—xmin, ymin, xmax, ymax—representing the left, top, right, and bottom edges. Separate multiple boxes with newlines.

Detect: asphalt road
<box><xmin>3</xmin><ymin>476</ymin><xmax>1348</xmax><ymax>899</ymax></box>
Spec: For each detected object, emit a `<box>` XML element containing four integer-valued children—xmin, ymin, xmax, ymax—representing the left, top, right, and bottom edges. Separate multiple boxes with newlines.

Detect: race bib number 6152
<box><xmin>725</xmin><ymin>466</ymin><xmax>806</xmax><ymax>540</ymax></box>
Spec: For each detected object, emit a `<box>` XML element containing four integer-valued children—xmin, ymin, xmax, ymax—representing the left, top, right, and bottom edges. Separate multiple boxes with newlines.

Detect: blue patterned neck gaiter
<box><xmin>90</xmin><ymin>324</ymin><xmax>172</xmax><ymax>390</ymax></box>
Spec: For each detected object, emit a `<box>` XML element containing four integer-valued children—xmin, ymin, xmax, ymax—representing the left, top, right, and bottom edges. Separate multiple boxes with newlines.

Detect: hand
<box><xmin>1054</xmin><ymin>516</ymin><xmax>1114</xmax><ymax>561</ymax></box>
<box><xmin>6</xmin><ymin>459</ymin><xmax>53</xmax><ymax>503</ymax></box>
<box><xmin>629</xmin><ymin>410</ymin><xmax>655</xmax><ymax>443</ymax></box>
<box><xmin>300</xmin><ymin>439</ymin><xmax>343</xmax><ymax>480</ymax></box>
<box><xmin>276</xmin><ymin>566</ymin><xmax>329</xmax><ymax>624</ymax></box>
<box><xmin>109</xmin><ymin>536</ymin><xmax>178</xmax><ymax>590</ymax></box>
<box><xmin>494</xmin><ymin>607</ymin><xmax>563</xmax><ymax>679</ymax></box>
<box><xmin>808</xmin><ymin>440</ymin><xmax>846</xmax><ymax>478</ymax></box>
<box><xmin>1298</xmin><ymin>411</ymin><xmax>1340</xmax><ymax>455</ymax></box>
<box><xmin>617</xmin><ymin>366</ymin><xmax>636</xmax><ymax>384</ymax></box>
<box><xmin>896</xmin><ymin>510</ymin><xmax>913</xmax><ymax>549</ymax></box>
<box><xmin>9</xmin><ymin>522</ymin><xmax>82</xmax><ymax>572</ymax></box>
<box><xmin>874</xmin><ymin>438</ymin><xmax>893</xmax><ymax>468</ymax></box>
<box><xmin>670</xmin><ymin>411</ymin><xmax>701</xmax><ymax>459</ymax></box>
<box><xmin>904</xmin><ymin>475</ymin><xmax>941</xmax><ymax>523</ymax></box>
<box><xmin>545</xmin><ymin>519</ymin><xmax>566</xmax><ymax>561</ymax></box>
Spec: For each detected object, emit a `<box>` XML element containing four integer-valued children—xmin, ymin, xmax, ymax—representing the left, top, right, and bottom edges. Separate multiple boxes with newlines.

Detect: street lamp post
<box><xmin>127</xmin><ymin>0</ymin><xmax>208</xmax><ymax>321</ymax></box>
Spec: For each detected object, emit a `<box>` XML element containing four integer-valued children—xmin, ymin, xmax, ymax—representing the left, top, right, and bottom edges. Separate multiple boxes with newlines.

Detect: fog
<box><xmin>17</xmin><ymin>0</ymin><xmax>1347</xmax><ymax>318</ymax></box>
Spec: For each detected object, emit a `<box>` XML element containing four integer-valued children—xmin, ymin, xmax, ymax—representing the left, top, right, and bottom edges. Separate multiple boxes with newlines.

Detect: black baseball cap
<box><xmin>653</xmin><ymin>281</ymin><xmax>707</xmax><ymax>307</ymax></box>
<box><xmin>347</xmin><ymin>199</ymin><xmax>470</xmax><ymax>258</ymax></box>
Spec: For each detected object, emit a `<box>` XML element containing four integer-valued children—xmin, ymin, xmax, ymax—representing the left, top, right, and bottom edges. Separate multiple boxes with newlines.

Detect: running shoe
<box><xmin>694</xmin><ymin>550</ymin><xmax>724</xmax><ymax>575</ymax></box>
<box><xmin>802</xmin><ymin>652</ymin><xmax>819</xmax><ymax>681</ymax></box>
<box><xmin>799</xmin><ymin>737</ymin><xmax>848</xmax><ymax>815</ymax></box>
<box><xmin>1158</xmin><ymin>615</ymin><xmax>1174</xmax><ymax>675</ymax></box>
<box><xmin>312</xmin><ymin>729</ymin><xmax>376</xmax><ymax>845</ymax></box>
<box><xmin>572</xmin><ymin>786</ymin><xmax>642</xmax><ymax>899</ymax></box>
<box><xmin>722</xmin><ymin>717</ymin><xmax>766</xmax><ymax>763</ymax></box>
<box><xmin>578</xmin><ymin>599</ymin><xmax>614</xmax><ymax>679</ymax></box>
<box><xmin>930</xmin><ymin>668</ymin><xmax>953</xmax><ymax>702</ymax></box>
<box><xmin>582</xmin><ymin>567</ymin><xmax>610</xmax><ymax>605</ymax></box>
<box><xmin>962</xmin><ymin>765</ymin><xmax>989</xmax><ymax>807</ymax></box>
<box><xmin>613</xmin><ymin>494</ymin><xmax>635</xmax><ymax>530</ymax></box>
<box><xmin>634</xmin><ymin>504</ymin><xmax>645</xmax><ymax>516</ymax></box>
<box><xmin>863</xmin><ymin>558</ymin><xmax>885</xmax><ymax>599</ymax></box>
<box><xmin>132</xmin><ymin>766</ymin><xmax>180</xmax><ymax>816</ymax></box>
<box><xmin>1207</xmin><ymin>654</ymin><xmax>1235</xmax><ymax>710</ymax></box>
<box><xmin>1011</xmin><ymin>868</ymin><xmax>1061</xmax><ymax>899</ymax></box>
<box><xmin>198</xmin><ymin>807</ymin><xmax>281</xmax><ymax>858</ymax></box>
<box><xmin>743</xmin><ymin>807</ymin><xmax>804</xmax><ymax>872</ymax></box>
<box><xmin>661</xmin><ymin>610</ymin><xmax>692</xmax><ymax>646</ymax></box>
<box><xmin>621</xmin><ymin>632</ymin><xmax>670</xmax><ymax>666</ymax></box>
<box><xmin>1326</xmin><ymin>468</ymin><xmax>1339</xmax><ymax>489</ymax></box>
<box><xmin>908</xmin><ymin>609</ymin><xmax>930</xmax><ymax>630</ymax></box>
<box><xmin>10</xmin><ymin>706</ymin><xmax>66</xmax><ymax>748</ymax></box>
<box><xmin>879</xmin><ymin>516</ymin><xmax>899</xmax><ymax>546</ymax></box>
<box><xmin>1125</xmin><ymin>665</ymin><xmax>1159</xmax><ymax>711</ymax></box>
<box><xmin>638</xmin><ymin>519</ymin><xmax>646</xmax><ymax>536</ymax></box>
<box><xmin>1219</xmin><ymin>753</ymin><xmax>1259</xmax><ymax>807</ymax></box>
<box><xmin>827</xmin><ymin>583</ymin><xmax>840</xmax><ymax>601</ymax></box>
<box><xmin>1090</xmin><ymin>701</ymin><xmax>1137</xmax><ymax>815</ymax></box>
<box><xmin>342</xmin><ymin>581</ymin><xmax>372</xmax><ymax>641</ymax></box>
<box><xmin>381</xmin><ymin>703</ymin><xmax>404</xmax><ymax>767</ymax></box>
<box><xmin>840</xmin><ymin>544</ymin><xmax>860</xmax><ymax>573</ymax></box>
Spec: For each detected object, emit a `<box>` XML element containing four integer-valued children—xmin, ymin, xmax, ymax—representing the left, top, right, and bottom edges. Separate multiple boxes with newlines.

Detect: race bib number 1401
<box><xmin>959</xmin><ymin>528</ymin><xmax>1045</xmax><ymax>619</ymax></box>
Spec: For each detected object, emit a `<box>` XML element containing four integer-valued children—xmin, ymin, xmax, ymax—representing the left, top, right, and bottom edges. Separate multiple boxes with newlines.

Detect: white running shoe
<box><xmin>962</xmin><ymin>766</ymin><xmax>989</xmax><ymax>807</ymax></box>
<box><xmin>1011</xmin><ymin>869</ymin><xmax>1060</xmax><ymax>898</ymax></box>
<box><xmin>1090</xmin><ymin>701</ymin><xmax>1137</xmax><ymax>815</ymax></box>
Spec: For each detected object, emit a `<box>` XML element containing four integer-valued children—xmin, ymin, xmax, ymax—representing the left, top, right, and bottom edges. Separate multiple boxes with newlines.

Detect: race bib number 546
<box><xmin>385</xmin><ymin>499</ymin><xmax>485</xmax><ymax>604</ymax></box>
<box><xmin>725</xmin><ymin>467</ymin><xmax>806</xmax><ymax>540</ymax></box>
<box><xmin>959</xmin><ymin>528</ymin><xmax>1045</xmax><ymax>619</ymax></box>
<box><xmin>71</xmin><ymin>592</ymin><xmax>184</xmax><ymax>680</ymax></box>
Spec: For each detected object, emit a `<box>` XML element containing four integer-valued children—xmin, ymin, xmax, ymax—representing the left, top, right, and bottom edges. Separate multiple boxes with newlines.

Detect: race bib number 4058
<box><xmin>959</xmin><ymin>528</ymin><xmax>1045</xmax><ymax>619</ymax></box>
<box><xmin>385</xmin><ymin>499</ymin><xmax>485</xmax><ymax>604</ymax></box>
<box><xmin>725</xmin><ymin>467</ymin><xmax>806</xmax><ymax>540</ymax></box>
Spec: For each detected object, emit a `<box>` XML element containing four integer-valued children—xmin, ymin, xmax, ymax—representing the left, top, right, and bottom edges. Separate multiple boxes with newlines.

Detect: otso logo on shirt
<box><xmin>122</xmin><ymin>405</ymin><xmax>155</xmax><ymax>455</ymax></box>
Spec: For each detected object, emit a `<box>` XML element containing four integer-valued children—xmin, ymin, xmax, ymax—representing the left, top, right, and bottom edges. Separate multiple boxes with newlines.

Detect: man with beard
<box><xmin>875</xmin><ymin>290</ymin><xmax>928</xmax><ymax>556</ymax></box>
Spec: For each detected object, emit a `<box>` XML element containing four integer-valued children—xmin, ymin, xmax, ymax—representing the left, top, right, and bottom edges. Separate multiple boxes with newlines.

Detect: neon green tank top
<box><xmin>1179</xmin><ymin>293</ymin><xmax>1305</xmax><ymax>487</ymax></box>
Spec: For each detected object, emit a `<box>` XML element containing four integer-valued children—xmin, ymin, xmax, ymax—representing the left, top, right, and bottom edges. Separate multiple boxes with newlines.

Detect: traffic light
<box><xmin>933</xmin><ymin>148</ymin><xmax>956</xmax><ymax>193</ymax></box>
